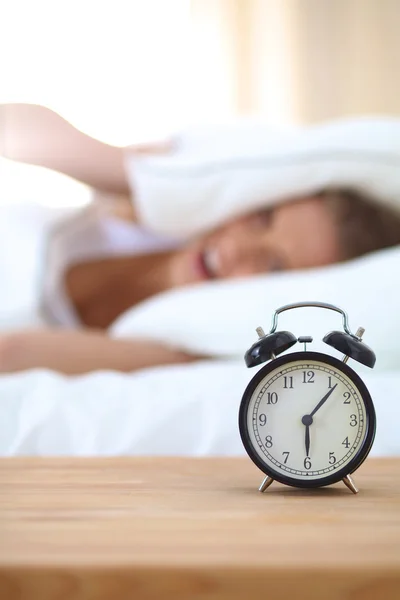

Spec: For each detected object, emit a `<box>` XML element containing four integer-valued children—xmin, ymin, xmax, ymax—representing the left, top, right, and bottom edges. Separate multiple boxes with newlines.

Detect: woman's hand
<box><xmin>95</xmin><ymin>138</ymin><xmax>175</xmax><ymax>222</ymax></box>
<box><xmin>0</xmin><ymin>330</ymin><xmax>207</xmax><ymax>376</ymax></box>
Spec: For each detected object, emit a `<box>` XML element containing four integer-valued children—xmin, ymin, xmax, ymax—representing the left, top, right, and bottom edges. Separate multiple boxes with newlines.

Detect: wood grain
<box><xmin>0</xmin><ymin>457</ymin><xmax>399</xmax><ymax>599</ymax></box>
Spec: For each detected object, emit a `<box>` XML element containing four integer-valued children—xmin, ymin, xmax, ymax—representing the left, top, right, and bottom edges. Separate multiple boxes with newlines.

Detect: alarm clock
<box><xmin>238</xmin><ymin>301</ymin><xmax>376</xmax><ymax>494</ymax></box>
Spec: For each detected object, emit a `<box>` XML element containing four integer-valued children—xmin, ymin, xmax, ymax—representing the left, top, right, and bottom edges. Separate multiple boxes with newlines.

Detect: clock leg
<box><xmin>259</xmin><ymin>476</ymin><xmax>274</xmax><ymax>492</ymax></box>
<box><xmin>343</xmin><ymin>474</ymin><xmax>359</xmax><ymax>494</ymax></box>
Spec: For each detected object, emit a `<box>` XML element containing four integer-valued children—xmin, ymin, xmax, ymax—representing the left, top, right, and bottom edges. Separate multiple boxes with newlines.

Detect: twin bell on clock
<box><xmin>238</xmin><ymin>301</ymin><xmax>376</xmax><ymax>495</ymax></box>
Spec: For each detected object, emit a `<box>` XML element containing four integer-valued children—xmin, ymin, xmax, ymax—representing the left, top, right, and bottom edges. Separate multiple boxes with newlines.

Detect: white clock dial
<box><xmin>244</xmin><ymin>357</ymin><xmax>369</xmax><ymax>481</ymax></box>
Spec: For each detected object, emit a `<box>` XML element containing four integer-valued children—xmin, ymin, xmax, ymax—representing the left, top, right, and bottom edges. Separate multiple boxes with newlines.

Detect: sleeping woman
<box><xmin>1</xmin><ymin>103</ymin><xmax>400</xmax><ymax>374</ymax></box>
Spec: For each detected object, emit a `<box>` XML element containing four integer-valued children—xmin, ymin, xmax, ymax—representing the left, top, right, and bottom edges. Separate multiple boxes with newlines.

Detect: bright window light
<box><xmin>0</xmin><ymin>0</ymin><xmax>199</xmax><ymax>206</ymax></box>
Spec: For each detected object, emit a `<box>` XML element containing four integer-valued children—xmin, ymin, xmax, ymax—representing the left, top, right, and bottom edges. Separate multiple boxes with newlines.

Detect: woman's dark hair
<box><xmin>321</xmin><ymin>188</ymin><xmax>400</xmax><ymax>261</ymax></box>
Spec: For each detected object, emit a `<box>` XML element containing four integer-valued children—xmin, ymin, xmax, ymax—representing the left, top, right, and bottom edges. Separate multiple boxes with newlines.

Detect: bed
<box><xmin>0</xmin><ymin>208</ymin><xmax>399</xmax><ymax>457</ymax></box>
<box><xmin>1</xmin><ymin>116</ymin><xmax>400</xmax><ymax>457</ymax></box>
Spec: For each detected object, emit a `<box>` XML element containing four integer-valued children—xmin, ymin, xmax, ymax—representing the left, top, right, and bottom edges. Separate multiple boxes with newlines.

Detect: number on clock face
<box><xmin>245</xmin><ymin>359</ymin><xmax>368</xmax><ymax>481</ymax></box>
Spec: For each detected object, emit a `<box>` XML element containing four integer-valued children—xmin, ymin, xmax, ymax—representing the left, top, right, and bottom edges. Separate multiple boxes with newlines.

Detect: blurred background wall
<box><xmin>213</xmin><ymin>0</ymin><xmax>400</xmax><ymax>124</ymax></box>
<box><xmin>1</xmin><ymin>0</ymin><xmax>399</xmax><ymax>206</ymax></box>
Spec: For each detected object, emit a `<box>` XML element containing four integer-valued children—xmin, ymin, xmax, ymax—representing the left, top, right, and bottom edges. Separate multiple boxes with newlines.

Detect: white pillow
<box><xmin>125</xmin><ymin>117</ymin><xmax>400</xmax><ymax>237</ymax></box>
<box><xmin>110</xmin><ymin>245</ymin><xmax>400</xmax><ymax>373</ymax></box>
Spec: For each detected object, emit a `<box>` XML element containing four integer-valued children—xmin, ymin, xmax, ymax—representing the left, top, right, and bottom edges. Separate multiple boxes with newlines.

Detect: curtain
<box><xmin>191</xmin><ymin>0</ymin><xmax>400</xmax><ymax>125</ymax></box>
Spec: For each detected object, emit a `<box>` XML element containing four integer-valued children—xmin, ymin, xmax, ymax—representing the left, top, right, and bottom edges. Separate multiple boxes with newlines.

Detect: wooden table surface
<box><xmin>0</xmin><ymin>457</ymin><xmax>399</xmax><ymax>600</ymax></box>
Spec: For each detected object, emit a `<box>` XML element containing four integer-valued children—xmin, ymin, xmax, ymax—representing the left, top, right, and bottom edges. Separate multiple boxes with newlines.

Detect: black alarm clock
<box><xmin>238</xmin><ymin>301</ymin><xmax>376</xmax><ymax>494</ymax></box>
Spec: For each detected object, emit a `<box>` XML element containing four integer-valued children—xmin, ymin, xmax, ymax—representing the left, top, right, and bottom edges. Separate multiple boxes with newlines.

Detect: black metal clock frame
<box><xmin>238</xmin><ymin>351</ymin><xmax>377</xmax><ymax>489</ymax></box>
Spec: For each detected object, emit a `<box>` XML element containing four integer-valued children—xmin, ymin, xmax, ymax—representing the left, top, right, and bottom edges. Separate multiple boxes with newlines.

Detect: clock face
<box><xmin>239</xmin><ymin>351</ymin><xmax>376</xmax><ymax>487</ymax></box>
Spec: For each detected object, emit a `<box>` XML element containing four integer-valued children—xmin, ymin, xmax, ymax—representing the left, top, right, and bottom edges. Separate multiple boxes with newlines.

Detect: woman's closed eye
<box><xmin>251</xmin><ymin>208</ymin><xmax>274</xmax><ymax>229</ymax></box>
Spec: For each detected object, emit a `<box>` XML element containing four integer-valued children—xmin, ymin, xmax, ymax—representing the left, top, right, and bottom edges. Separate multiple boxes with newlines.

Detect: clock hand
<box><xmin>301</xmin><ymin>384</ymin><xmax>338</xmax><ymax>456</ymax></box>
<box><xmin>310</xmin><ymin>383</ymin><xmax>338</xmax><ymax>417</ymax></box>
<box><xmin>305</xmin><ymin>424</ymin><xmax>310</xmax><ymax>457</ymax></box>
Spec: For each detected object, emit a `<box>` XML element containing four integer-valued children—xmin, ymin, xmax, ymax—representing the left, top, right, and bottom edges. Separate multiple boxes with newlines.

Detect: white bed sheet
<box><xmin>0</xmin><ymin>360</ymin><xmax>399</xmax><ymax>457</ymax></box>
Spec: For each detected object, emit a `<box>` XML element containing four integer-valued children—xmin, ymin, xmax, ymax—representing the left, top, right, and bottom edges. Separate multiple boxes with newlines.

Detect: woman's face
<box><xmin>170</xmin><ymin>196</ymin><xmax>340</xmax><ymax>287</ymax></box>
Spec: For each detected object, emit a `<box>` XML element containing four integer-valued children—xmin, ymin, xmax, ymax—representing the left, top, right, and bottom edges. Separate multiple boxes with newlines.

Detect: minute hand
<box><xmin>310</xmin><ymin>383</ymin><xmax>338</xmax><ymax>417</ymax></box>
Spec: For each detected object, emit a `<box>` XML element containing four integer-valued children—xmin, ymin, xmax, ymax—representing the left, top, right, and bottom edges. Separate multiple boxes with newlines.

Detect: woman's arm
<box><xmin>0</xmin><ymin>103</ymin><xmax>130</xmax><ymax>195</ymax></box>
<box><xmin>0</xmin><ymin>330</ymin><xmax>205</xmax><ymax>375</ymax></box>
